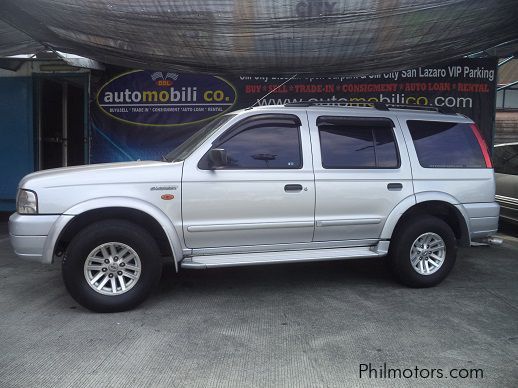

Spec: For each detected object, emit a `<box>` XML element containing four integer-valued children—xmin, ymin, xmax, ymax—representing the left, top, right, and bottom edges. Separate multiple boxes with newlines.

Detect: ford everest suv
<box><xmin>9</xmin><ymin>103</ymin><xmax>499</xmax><ymax>312</ymax></box>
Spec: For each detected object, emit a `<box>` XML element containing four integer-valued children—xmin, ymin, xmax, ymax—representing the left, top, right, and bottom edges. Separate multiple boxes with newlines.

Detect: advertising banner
<box><xmin>91</xmin><ymin>57</ymin><xmax>497</xmax><ymax>163</ymax></box>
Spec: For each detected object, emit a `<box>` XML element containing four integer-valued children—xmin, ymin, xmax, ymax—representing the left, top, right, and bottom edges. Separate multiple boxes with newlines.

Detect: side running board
<box><xmin>180</xmin><ymin>245</ymin><xmax>386</xmax><ymax>269</ymax></box>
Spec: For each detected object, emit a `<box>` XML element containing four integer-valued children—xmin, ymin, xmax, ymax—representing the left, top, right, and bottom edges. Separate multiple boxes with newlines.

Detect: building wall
<box><xmin>495</xmin><ymin>59</ymin><xmax>518</xmax><ymax>145</ymax></box>
<box><xmin>0</xmin><ymin>64</ymin><xmax>34</xmax><ymax>211</ymax></box>
<box><xmin>495</xmin><ymin>111</ymin><xmax>518</xmax><ymax>145</ymax></box>
<box><xmin>0</xmin><ymin>61</ymin><xmax>91</xmax><ymax>212</ymax></box>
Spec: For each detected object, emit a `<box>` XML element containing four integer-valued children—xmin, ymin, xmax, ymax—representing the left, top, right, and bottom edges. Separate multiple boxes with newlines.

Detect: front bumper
<box><xmin>9</xmin><ymin>213</ymin><xmax>72</xmax><ymax>264</ymax></box>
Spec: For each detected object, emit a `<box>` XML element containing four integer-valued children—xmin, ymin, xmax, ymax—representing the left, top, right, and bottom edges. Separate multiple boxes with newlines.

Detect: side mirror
<box><xmin>208</xmin><ymin>148</ymin><xmax>228</xmax><ymax>169</ymax></box>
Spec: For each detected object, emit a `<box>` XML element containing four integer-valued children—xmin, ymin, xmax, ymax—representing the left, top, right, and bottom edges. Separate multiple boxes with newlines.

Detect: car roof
<box><xmin>232</xmin><ymin>105</ymin><xmax>473</xmax><ymax>123</ymax></box>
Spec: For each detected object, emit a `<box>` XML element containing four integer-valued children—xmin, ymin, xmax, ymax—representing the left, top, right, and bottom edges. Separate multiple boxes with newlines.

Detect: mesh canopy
<box><xmin>0</xmin><ymin>19</ymin><xmax>44</xmax><ymax>56</ymax></box>
<box><xmin>0</xmin><ymin>0</ymin><xmax>517</xmax><ymax>74</ymax></box>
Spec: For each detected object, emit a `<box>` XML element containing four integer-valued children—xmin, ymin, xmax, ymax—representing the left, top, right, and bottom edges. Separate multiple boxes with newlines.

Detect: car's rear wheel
<box><xmin>62</xmin><ymin>219</ymin><xmax>162</xmax><ymax>312</ymax></box>
<box><xmin>388</xmin><ymin>216</ymin><xmax>457</xmax><ymax>287</ymax></box>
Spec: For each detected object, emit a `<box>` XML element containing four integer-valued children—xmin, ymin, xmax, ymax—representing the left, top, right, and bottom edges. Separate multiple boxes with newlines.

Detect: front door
<box><xmin>182</xmin><ymin>113</ymin><xmax>315</xmax><ymax>249</ymax></box>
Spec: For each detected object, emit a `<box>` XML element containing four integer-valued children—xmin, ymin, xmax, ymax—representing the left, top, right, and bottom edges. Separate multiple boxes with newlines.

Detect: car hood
<box><xmin>20</xmin><ymin>161</ymin><xmax>183</xmax><ymax>190</ymax></box>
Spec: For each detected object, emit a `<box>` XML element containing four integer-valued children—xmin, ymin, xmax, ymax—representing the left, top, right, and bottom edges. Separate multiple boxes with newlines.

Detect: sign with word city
<box><xmin>91</xmin><ymin>58</ymin><xmax>496</xmax><ymax>163</ymax></box>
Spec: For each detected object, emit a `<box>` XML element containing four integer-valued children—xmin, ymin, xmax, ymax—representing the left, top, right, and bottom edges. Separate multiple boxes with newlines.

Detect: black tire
<box><xmin>62</xmin><ymin>219</ymin><xmax>162</xmax><ymax>312</ymax></box>
<box><xmin>388</xmin><ymin>216</ymin><xmax>457</xmax><ymax>288</ymax></box>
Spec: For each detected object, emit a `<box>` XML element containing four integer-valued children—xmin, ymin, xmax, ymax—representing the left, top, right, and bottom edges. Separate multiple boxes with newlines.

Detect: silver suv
<box><xmin>9</xmin><ymin>103</ymin><xmax>499</xmax><ymax>312</ymax></box>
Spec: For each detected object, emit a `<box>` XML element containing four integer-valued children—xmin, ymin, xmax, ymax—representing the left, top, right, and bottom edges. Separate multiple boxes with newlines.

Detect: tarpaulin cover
<box><xmin>0</xmin><ymin>0</ymin><xmax>517</xmax><ymax>74</ymax></box>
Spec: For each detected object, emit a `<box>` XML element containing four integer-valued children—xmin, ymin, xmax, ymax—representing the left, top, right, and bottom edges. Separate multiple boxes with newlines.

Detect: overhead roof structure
<box><xmin>497</xmin><ymin>58</ymin><xmax>518</xmax><ymax>91</ymax></box>
<box><xmin>0</xmin><ymin>19</ymin><xmax>44</xmax><ymax>57</ymax></box>
<box><xmin>0</xmin><ymin>0</ymin><xmax>518</xmax><ymax>75</ymax></box>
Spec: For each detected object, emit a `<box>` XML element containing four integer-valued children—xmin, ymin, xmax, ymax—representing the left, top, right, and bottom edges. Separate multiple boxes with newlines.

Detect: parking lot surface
<box><xmin>0</xmin><ymin>221</ymin><xmax>517</xmax><ymax>388</ymax></box>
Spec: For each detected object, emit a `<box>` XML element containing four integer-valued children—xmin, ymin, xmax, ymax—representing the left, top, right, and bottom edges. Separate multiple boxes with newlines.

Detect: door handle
<box><xmin>387</xmin><ymin>183</ymin><xmax>403</xmax><ymax>191</ymax></box>
<box><xmin>284</xmin><ymin>184</ymin><xmax>303</xmax><ymax>192</ymax></box>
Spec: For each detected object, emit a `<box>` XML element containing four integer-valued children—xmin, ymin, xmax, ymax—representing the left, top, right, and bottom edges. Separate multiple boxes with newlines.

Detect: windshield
<box><xmin>165</xmin><ymin>114</ymin><xmax>236</xmax><ymax>162</ymax></box>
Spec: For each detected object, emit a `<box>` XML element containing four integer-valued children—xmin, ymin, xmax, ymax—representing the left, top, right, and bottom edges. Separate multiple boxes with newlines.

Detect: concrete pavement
<box><xmin>0</xmin><ymin>222</ymin><xmax>517</xmax><ymax>387</ymax></box>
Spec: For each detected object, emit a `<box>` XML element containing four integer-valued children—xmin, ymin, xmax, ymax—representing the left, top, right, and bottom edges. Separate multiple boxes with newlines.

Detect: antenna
<box><xmin>250</xmin><ymin>74</ymin><xmax>298</xmax><ymax>108</ymax></box>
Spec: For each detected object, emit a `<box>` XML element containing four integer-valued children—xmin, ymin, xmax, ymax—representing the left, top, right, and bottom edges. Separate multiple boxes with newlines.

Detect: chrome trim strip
<box><xmin>316</xmin><ymin>218</ymin><xmax>381</xmax><ymax>227</ymax></box>
<box><xmin>499</xmin><ymin>214</ymin><xmax>518</xmax><ymax>223</ymax></box>
<box><xmin>495</xmin><ymin>195</ymin><xmax>518</xmax><ymax>206</ymax></box>
<box><xmin>191</xmin><ymin>238</ymin><xmax>379</xmax><ymax>256</ymax></box>
<box><xmin>187</xmin><ymin>221</ymin><xmax>314</xmax><ymax>232</ymax></box>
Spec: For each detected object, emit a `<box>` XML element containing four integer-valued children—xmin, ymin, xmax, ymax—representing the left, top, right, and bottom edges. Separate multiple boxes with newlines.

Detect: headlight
<box><xmin>16</xmin><ymin>189</ymin><xmax>38</xmax><ymax>214</ymax></box>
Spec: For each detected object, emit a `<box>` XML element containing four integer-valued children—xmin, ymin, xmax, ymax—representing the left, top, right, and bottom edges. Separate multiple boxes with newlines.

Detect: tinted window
<box><xmin>216</xmin><ymin>125</ymin><xmax>302</xmax><ymax>169</ymax></box>
<box><xmin>407</xmin><ymin>121</ymin><xmax>486</xmax><ymax>168</ymax></box>
<box><xmin>318</xmin><ymin>124</ymin><xmax>399</xmax><ymax>169</ymax></box>
<box><xmin>166</xmin><ymin>114</ymin><xmax>235</xmax><ymax>162</ymax></box>
<box><xmin>494</xmin><ymin>144</ymin><xmax>518</xmax><ymax>175</ymax></box>
<box><xmin>374</xmin><ymin>127</ymin><xmax>400</xmax><ymax>168</ymax></box>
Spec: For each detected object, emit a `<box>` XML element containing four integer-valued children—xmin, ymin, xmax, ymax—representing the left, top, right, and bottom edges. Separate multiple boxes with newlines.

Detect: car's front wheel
<box><xmin>62</xmin><ymin>219</ymin><xmax>162</xmax><ymax>312</ymax></box>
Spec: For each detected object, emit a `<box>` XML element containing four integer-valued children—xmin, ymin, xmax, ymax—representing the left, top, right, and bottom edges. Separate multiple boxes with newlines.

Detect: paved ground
<box><xmin>0</xmin><ymin>219</ymin><xmax>517</xmax><ymax>388</ymax></box>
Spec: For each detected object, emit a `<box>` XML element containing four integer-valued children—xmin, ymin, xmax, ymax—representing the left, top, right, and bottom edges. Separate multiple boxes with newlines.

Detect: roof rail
<box><xmin>376</xmin><ymin>102</ymin><xmax>456</xmax><ymax>114</ymax></box>
<box><xmin>283</xmin><ymin>100</ymin><xmax>456</xmax><ymax>114</ymax></box>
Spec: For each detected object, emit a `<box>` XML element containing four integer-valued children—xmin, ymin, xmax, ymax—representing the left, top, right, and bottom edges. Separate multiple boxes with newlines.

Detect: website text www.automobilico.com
<box><xmin>359</xmin><ymin>363</ymin><xmax>484</xmax><ymax>381</ymax></box>
<box><xmin>256</xmin><ymin>92</ymin><xmax>475</xmax><ymax>108</ymax></box>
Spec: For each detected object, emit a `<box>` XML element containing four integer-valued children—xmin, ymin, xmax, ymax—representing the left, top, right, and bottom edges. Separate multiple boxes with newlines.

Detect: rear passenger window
<box><xmin>317</xmin><ymin>117</ymin><xmax>399</xmax><ymax>169</ymax></box>
<box><xmin>407</xmin><ymin>121</ymin><xmax>486</xmax><ymax>168</ymax></box>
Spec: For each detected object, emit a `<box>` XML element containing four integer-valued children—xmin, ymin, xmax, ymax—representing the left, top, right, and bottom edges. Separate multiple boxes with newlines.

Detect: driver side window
<box><xmin>221</xmin><ymin>126</ymin><xmax>301</xmax><ymax>169</ymax></box>
<box><xmin>199</xmin><ymin>116</ymin><xmax>303</xmax><ymax>170</ymax></box>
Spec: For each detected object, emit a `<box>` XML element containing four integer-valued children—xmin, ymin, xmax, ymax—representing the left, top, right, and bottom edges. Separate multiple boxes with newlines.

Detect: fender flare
<box><xmin>380</xmin><ymin>191</ymin><xmax>471</xmax><ymax>242</ymax></box>
<box><xmin>414</xmin><ymin>191</ymin><xmax>471</xmax><ymax>242</ymax></box>
<box><xmin>46</xmin><ymin>197</ymin><xmax>183</xmax><ymax>270</ymax></box>
<box><xmin>380</xmin><ymin>194</ymin><xmax>417</xmax><ymax>240</ymax></box>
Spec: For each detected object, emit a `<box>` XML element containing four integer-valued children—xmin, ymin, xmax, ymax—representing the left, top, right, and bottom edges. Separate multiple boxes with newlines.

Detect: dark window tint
<box><xmin>494</xmin><ymin>144</ymin><xmax>518</xmax><ymax>175</ymax></box>
<box><xmin>319</xmin><ymin>124</ymin><xmax>399</xmax><ymax>169</ymax></box>
<box><xmin>218</xmin><ymin>125</ymin><xmax>301</xmax><ymax>169</ymax></box>
<box><xmin>407</xmin><ymin>121</ymin><xmax>485</xmax><ymax>168</ymax></box>
<box><xmin>166</xmin><ymin>114</ymin><xmax>235</xmax><ymax>162</ymax></box>
<box><xmin>374</xmin><ymin>127</ymin><xmax>400</xmax><ymax>168</ymax></box>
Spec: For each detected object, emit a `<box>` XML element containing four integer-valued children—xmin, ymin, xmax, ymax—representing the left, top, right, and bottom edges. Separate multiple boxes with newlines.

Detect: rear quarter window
<box><xmin>407</xmin><ymin>120</ymin><xmax>486</xmax><ymax>168</ymax></box>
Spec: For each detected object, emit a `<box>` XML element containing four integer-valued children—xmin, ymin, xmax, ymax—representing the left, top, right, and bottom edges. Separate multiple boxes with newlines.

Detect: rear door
<box><xmin>308</xmin><ymin>112</ymin><xmax>414</xmax><ymax>243</ymax></box>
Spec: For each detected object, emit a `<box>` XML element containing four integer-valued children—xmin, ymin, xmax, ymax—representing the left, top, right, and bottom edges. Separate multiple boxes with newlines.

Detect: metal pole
<box><xmin>85</xmin><ymin>73</ymin><xmax>90</xmax><ymax>164</ymax></box>
<box><xmin>62</xmin><ymin>82</ymin><xmax>68</xmax><ymax>167</ymax></box>
<box><xmin>37</xmin><ymin>78</ymin><xmax>43</xmax><ymax>170</ymax></box>
<box><xmin>497</xmin><ymin>80</ymin><xmax>518</xmax><ymax>91</ymax></box>
<box><xmin>498</xmin><ymin>56</ymin><xmax>514</xmax><ymax>67</ymax></box>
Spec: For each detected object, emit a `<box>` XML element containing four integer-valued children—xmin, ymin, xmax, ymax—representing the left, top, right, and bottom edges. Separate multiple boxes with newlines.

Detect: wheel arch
<box><xmin>53</xmin><ymin>197</ymin><xmax>183</xmax><ymax>271</ymax></box>
<box><xmin>382</xmin><ymin>192</ymin><xmax>470</xmax><ymax>247</ymax></box>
